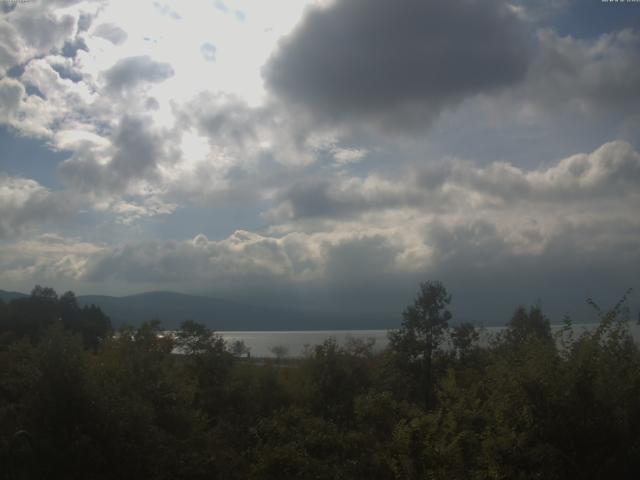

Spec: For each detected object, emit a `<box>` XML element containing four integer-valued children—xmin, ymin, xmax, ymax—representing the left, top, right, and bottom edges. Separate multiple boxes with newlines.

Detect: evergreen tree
<box><xmin>389</xmin><ymin>281</ymin><xmax>452</xmax><ymax>407</ymax></box>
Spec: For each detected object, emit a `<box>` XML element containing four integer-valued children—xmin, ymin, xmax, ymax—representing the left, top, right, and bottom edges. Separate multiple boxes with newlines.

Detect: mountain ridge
<box><xmin>1</xmin><ymin>289</ymin><xmax>390</xmax><ymax>330</ymax></box>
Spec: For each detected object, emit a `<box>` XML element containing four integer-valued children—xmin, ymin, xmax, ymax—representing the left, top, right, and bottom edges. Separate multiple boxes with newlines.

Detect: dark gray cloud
<box><xmin>93</xmin><ymin>23</ymin><xmax>128</xmax><ymax>45</ymax></box>
<box><xmin>61</xmin><ymin>36</ymin><xmax>88</xmax><ymax>58</ymax></box>
<box><xmin>423</xmin><ymin>218</ymin><xmax>640</xmax><ymax>324</ymax></box>
<box><xmin>103</xmin><ymin>55</ymin><xmax>174</xmax><ymax>93</ymax></box>
<box><xmin>110</xmin><ymin>115</ymin><xmax>163</xmax><ymax>180</ymax></box>
<box><xmin>276</xmin><ymin>176</ymin><xmax>427</xmax><ymax>221</ymax></box>
<box><xmin>59</xmin><ymin>115</ymin><xmax>170</xmax><ymax>194</ymax></box>
<box><xmin>323</xmin><ymin>235</ymin><xmax>397</xmax><ymax>284</ymax></box>
<box><xmin>522</xmin><ymin>29</ymin><xmax>640</xmax><ymax>115</ymax></box>
<box><xmin>264</xmin><ymin>0</ymin><xmax>532</xmax><ymax>131</ymax></box>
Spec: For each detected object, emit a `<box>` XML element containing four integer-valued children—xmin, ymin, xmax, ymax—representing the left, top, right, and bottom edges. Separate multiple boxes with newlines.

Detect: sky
<box><xmin>0</xmin><ymin>0</ymin><xmax>639</xmax><ymax>325</ymax></box>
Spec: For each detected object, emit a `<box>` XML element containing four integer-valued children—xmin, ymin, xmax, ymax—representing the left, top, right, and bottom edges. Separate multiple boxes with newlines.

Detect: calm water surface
<box><xmin>219</xmin><ymin>323</ymin><xmax>640</xmax><ymax>358</ymax></box>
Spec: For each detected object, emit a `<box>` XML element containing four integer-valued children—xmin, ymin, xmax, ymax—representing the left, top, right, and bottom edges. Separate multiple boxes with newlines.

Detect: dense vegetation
<box><xmin>1</xmin><ymin>283</ymin><xmax>639</xmax><ymax>479</ymax></box>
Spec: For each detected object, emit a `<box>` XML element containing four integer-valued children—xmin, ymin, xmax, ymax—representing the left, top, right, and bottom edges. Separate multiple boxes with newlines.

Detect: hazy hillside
<box><xmin>1</xmin><ymin>289</ymin><xmax>395</xmax><ymax>330</ymax></box>
<box><xmin>79</xmin><ymin>291</ymin><xmax>400</xmax><ymax>330</ymax></box>
<box><xmin>78</xmin><ymin>291</ymin><xmax>297</xmax><ymax>330</ymax></box>
<box><xmin>0</xmin><ymin>289</ymin><xmax>27</xmax><ymax>302</ymax></box>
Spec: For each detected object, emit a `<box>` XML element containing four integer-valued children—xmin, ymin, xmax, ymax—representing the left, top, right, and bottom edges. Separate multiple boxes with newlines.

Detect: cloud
<box><xmin>61</xmin><ymin>36</ymin><xmax>88</xmax><ymax>58</ymax></box>
<box><xmin>59</xmin><ymin>114</ymin><xmax>172</xmax><ymax>195</ymax></box>
<box><xmin>93</xmin><ymin>22</ymin><xmax>128</xmax><ymax>45</ymax></box>
<box><xmin>0</xmin><ymin>1</ymin><xmax>96</xmax><ymax>75</ymax></box>
<box><xmin>110</xmin><ymin>115</ymin><xmax>163</xmax><ymax>180</ymax></box>
<box><xmin>0</xmin><ymin>77</ymin><xmax>24</xmax><ymax>116</ymax></box>
<box><xmin>108</xmin><ymin>197</ymin><xmax>177</xmax><ymax>225</ymax></box>
<box><xmin>102</xmin><ymin>55</ymin><xmax>174</xmax><ymax>93</ymax></box>
<box><xmin>331</xmin><ymin>147</ymin><xmax>367</xmax><ymax>165</ymax></box>
<box><xmin>264</xmin><ymin>0</ymin><xmax>532</xmax><ymax>131</ymax></box>
<box><xmin>200</xmin><ymin>42</ymin><xmax>216</xmax><ymax>62</ymax></box>
<box><xmin>509</xmin><ymin>0</ymin><xmax>572</xmax><ymax>21</ymax></box>
<box><xmin>79</xmin><ymin>228</ymin><xmax>417</xmax><ymax>317</ymax></box>
<box><xmin>183</xmin><ymin>92</ymin><xmax>261</xmax><ymax>150</ymax></box>
<box><xmin>425</xmin><ymin>140</ymin><xmax>640</xmax><ymax>204</ymax></box>
<box><xmin>268</xmin><ymin>174</ymin><xmax>426</xmax><ymax>222</ymax></box>
<box><xmin>269</xmin><ymin>140</ymin><xmax>640</xmax><ymax>223</ymax></box>
<box><xmin>506</xmin><ymin>28</ymin><xmax>640</xmax><ymax>120</ymax></box>
<box><xmin>83</xmin><ymin>230</ymin><xmax>319</xmax><ymax>286</ymax></box>
<box><xmin>73</xmin><ymin>204</ymin><xmax>639</xmax><ymax>322</ymax></box>
<box><xmin>11</xmin><ymin>8</ymin><xmax>76</xmax><ymax>52</ymax></box>
<box><xmin>3</xmin><ymin>137</ymin><xmax>639</xmax><ymax>321</ymax></box>
<box><xmin>174</xmin><ymin>91</ymin><xmax>331</xmax><ymax>178</ymax></box>
<box><xmin>0</xmin><ymin>21</ymin><xmax>21</xmax><ymax>74</ymax></box>
<box><xmin>0</xmin><ymin>175</ymin><xmax>72</xmax><ymax>239</ymax></box>
<box><xmin>0</xmin><ymin>234</ymin><xmax>103</xmax><ymax>292</ymax></box>
<box><xmin>2</xmin><ymin>56</ymin><xmax>99</xmax><ymax>138</ymax></box>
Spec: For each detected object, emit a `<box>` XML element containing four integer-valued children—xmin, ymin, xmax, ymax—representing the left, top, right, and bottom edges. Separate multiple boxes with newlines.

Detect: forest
<box><xmin>1</xmin><ymin>282</ymin><xmax>639</xmax><ymax>479</ymax></box>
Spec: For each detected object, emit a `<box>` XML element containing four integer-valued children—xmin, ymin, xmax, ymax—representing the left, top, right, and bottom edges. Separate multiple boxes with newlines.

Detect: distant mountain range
<box><xmin>0</xmin><ymin>289</ymin><xmax>387</xmax><ymax>331</ymax></box>
<box><xmin>0</xmin><ymin>289</ymin><xmax>27</xmax><ymax>302</ymax></box>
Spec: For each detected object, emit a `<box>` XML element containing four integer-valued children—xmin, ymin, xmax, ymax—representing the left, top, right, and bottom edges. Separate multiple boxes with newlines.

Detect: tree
<box><xmin>301</xmin><ymin>338</ymin><xmax>372</xmax><ymax>423</ymax></box>
<box><xmin>451</xmin><ymin>322</ymin><xmax>480</xmax><ymax>359</ymax></box>
<box><xmin>230</xmin><ymin>340</ymin><xmax>251</xmax><ymax>358</ymax></box>
<box><xmin>505</xmin><ymin>305</ymin><xmax>551</xmax><ymax>346</ymax></box>
<box><xmin>30</xmin><ymin>285</ymin><xmax>58</xmax><ymax>303</ymax></box>
<box><xmin>175</xmin><ymin>320</ymin><xmax>233</xmax><ymax>418</ymax></box>
<box><xmin>175</xmin><ymin>320</ymin><xmax>223</xmax><ymax>356</ymax></box>
<box><xmin>389</xmin><ymin>281</ymin><xmax>452</xmax><ymax>407</ymax></box>
<box><xmin>269</xmin><ymin>345</ymin><xmax>289</xmax><ymax>362</ymax></box>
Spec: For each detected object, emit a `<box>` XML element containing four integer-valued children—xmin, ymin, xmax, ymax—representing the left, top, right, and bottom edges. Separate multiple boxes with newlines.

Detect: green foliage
<box><xmin>451</xmin><ymin>321</ymin><xmax>480</xmax><ymax>360</ymax></box>
<box><xmin>299</xmin><ymin>338</ymin><xmax>373</xmax><ymax>423</ymax></box>
<box><xmin>390</xmin><ymin>281</ymin><xmax>452</xmax><ymax>362</ymax></box>
<box><xmin>251</xmin><ymin>408</ymin><xmax>349</xmax><ymax>480</ymax></box>
<box><xmin>388</xmin><ymin>280</ymin><xmax>452</xmax><ymax>407</ymax></box>
<box><xmin>1</xmin><ymin>283</ymin><xmax>640</xmax><ymax>479</ymax></box>
<box><xmin>0</xmin><ymin>286</ymin><xmax>111</xmax><ymax>349</ymax></box>
<box><xmin>504</xmin><ymin>305</ymin><xmax>552</xmax><ymax>346</ymax></box>
<box><xmin>175</xmin><ymin>320</ymin><xmax>234</xmax><ymax>420</ymax></box>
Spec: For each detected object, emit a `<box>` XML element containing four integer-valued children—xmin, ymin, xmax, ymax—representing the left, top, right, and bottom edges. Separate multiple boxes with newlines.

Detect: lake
<box><xmin>219</xmin><ymin>323</ymin><xmax>640</xmax><ymax>358</ymax></box>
